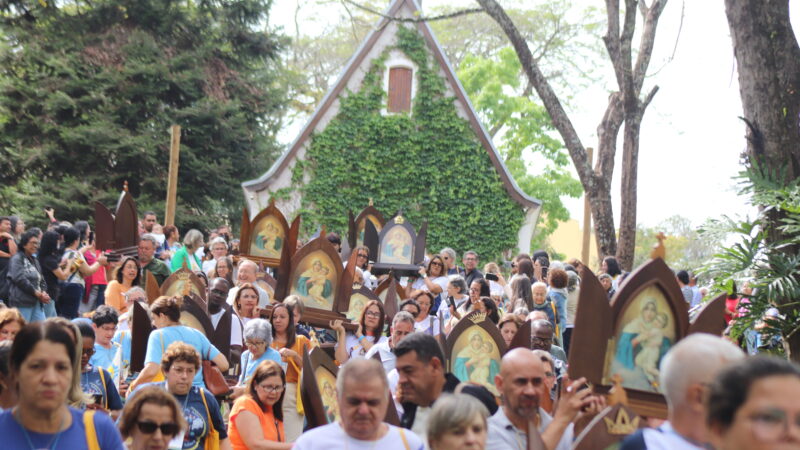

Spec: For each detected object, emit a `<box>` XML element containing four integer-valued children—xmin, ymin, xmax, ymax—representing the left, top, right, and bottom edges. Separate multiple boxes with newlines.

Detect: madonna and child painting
<box><xmin>605</xmin><ymin>285</ymin><xmax>676</xmax><ymax>392</ymax></box>
<box><xmin>290</xmin><ymin>253</ymin><xmax>336</xmax><ymax>310</ymax></box>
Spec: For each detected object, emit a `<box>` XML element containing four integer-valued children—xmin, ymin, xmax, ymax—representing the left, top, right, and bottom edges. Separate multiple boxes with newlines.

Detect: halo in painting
<box><xmin>604</xmin><ymin>285</ymin><xmax>676</xmax><ymax>393</ymax></box>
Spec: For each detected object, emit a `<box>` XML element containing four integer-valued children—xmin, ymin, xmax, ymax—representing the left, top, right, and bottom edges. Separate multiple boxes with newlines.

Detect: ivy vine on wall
<box><xmin>297</xmin><ymin>25</ymin><xmax>525</xmax><ymax>260</ymax></box>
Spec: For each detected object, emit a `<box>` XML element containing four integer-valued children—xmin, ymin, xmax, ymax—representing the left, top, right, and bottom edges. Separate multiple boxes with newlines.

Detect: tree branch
<box><xmin>476</xmin><ymin>0</ymin><xmax>591</xmax><ymax>188</ymax></box>
<box><xmin>633</xmin><ymin>0</ymin><xmax>667</xmax><ymax>95</ymax></box>
<box><xmin>340</xmin><ymin>0</ymin><xmax>484</xmax><ymax>23</ymax></box>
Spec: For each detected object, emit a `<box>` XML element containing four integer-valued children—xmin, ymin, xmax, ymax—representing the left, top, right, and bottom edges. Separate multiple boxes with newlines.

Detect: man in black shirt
<box><xmin>462</xmin><ymin>250</ymin><xmax>484</xmax><ymax>287</ymax></box>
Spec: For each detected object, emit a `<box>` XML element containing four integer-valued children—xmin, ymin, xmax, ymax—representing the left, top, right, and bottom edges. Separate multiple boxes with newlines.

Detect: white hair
<box><xmin>392</xmin><ymin>311</ymin><xmax>416</xmax><ymax>327</ymax></box>
<box><xmin>659</xmin><ymin>333</ymin><xmax>744</xmax><ymax>408</ymax></box>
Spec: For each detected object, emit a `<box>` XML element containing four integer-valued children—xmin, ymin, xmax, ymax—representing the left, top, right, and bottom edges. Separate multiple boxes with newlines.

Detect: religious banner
<box><xmin>568</xmin><ymin>257</ymin><xmax>728</xmax><ymax>418</ymax></box>
<box><xmin>445</xmin><ymin>310</ymin><xmax>507</xmax><ymax>397</ymax></box>
<box><xmin>160</xmin><ymin>266</ymin><xmax>206</xmax><ymax>302</ymax></box>
<box><xmin>301</xmin><ymin>347</ymin><xmax>341</xmax><ymax>430</ymax></box>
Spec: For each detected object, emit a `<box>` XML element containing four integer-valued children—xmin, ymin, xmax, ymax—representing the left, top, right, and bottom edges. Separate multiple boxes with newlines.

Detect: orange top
<box><xmin>104</xmin><ymin>280</ymin><xmax>130</xmax><ymax>314</ymax></box>
<box><xmin>270</xmin><ymin>335</ymin><xmax>309</xmax><ymax>383</ymax></box>
<box><xmin>228</xmin><ymin>396</ymin><xmax>285</xmax><ymax>450</ymax></box>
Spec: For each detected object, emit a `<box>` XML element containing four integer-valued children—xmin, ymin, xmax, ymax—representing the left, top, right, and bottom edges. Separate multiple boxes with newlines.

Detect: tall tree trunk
<box><xmin>725</xmin><ymin>0</ymin><xmax>800</xmax><ymax>361</ymax></box>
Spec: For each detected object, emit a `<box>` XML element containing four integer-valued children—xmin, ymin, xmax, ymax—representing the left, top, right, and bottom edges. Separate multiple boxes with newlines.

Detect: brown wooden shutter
<box><xmin>387</xmin><ymin>67</ymin><xmax>412</xmax><ymax>113</ymax></box>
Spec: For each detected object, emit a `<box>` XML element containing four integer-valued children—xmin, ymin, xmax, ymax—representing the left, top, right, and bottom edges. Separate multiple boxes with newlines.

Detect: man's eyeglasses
<box><xmin>747</xmin><ymin>408</ymin><xmax>800</xmax><ymax>442</ymax></box>
<box><xmin>136</xmin><ymin>421</ymin><xmax>180</xmax><ymax>436</ymax></box>
<box><xmin>531</xmin><ymin>336</ymin><xmax>553</xmax><ymax>344</ymax></box>
<box><xmin>82</xmin><ymin>348</ymin><xmax>95</xmax><ymax>356</ymax></box>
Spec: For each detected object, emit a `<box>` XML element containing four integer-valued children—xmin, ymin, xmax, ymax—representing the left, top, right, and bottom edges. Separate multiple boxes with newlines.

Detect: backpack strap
<box><xmin>199</xmin><ymin>387</ymin><xmax>212</xmax><ymax>424</ymax></box>
<box><xmin>398</xmin><ymin>427</ymin><xmax>410</xmax><ymax>450</ymax></box>
<box><xmin>83</xmin><ymin>410</ymin><xmax>100</xmax><ymax>450</ymax></box>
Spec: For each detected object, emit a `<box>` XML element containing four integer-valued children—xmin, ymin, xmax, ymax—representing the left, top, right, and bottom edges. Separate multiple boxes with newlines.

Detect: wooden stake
<box><xmin>165</xmin><ymin>125</ymin><xmax>181</xmax><ymax>226</ymax></box>
<box><xmin>581</xmin><ymin>147</ymin><xmax>593</xmax><ymax>265</ymax></box>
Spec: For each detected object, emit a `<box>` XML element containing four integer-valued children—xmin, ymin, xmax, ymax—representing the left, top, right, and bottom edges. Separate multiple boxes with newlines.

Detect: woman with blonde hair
<box><xmin>0</xmin><ymin>307</ymin><xmax>25</xmax><ymax>341</ymax></box>
<box><xmin>427</xmin><ymin>394</ymin><xmax>489</xmax><ymax>450</ymax></box>
<box><xmin>118</xmin><ymin>385</ymin><xmax>186</xmax><ymax>450</ymax></box>
<box><xmin>170</xmin><ymin>229</ymin><xmax>204</xmax><ymax>272</ymax></box>
<box><xmin>228</xmin><ymin>360</ymin><xmax>291</xmax><ymax>449</ymax></box>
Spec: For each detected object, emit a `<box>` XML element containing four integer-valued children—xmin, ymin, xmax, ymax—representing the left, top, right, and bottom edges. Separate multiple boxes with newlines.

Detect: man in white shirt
<box><xmin>294</xmin><ymin>358</ymin><xmax>425</xmax><ymax>450</ymax></box>
<box><xmin>208</xmin><ymin>277</ymin><xmax>243</xmax><ymax>361</ymax></box>
<box><xmin>226</xmin><ymin>258</ymin><xmax>269</xmax><ymax>307</ymax></box>
<box><xmin>486</xmin><ymin>348</ymin><xmax>603</xmax><ymax>450</ymax></box>
<box><xmin>619</xmin><ymin>334</ymin><xmax>744</xmax><ymax>449</ymax></box>
<box><xmin>365</xmin><ymin>311</ymin><xmax>415</xmax><ymax>372</ymax></box>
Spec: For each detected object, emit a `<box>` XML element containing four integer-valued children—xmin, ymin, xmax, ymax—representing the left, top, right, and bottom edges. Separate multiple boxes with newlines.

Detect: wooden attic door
<box><xmin>387</xmin><ymin>66</ymin><xmax>412</xmax><ymax>113</ymax></box>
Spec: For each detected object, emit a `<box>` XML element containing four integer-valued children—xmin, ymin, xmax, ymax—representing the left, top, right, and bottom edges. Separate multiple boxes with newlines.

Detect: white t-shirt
<box><xmin>413</xmin><ymin>316</ymin><xmax>441</xmax><ymax>336</ymax></box>
<box><xmin>209</xmin><ymin>308</ymin><xmax>243</xmax><ymax>347</ymax></box>
<box><xmin>294</xmin><ymin>422</ymin><xmax>424</xmax><ymax>450</ymax></box>
<box><xmin>337</xmin><ymin>333</ymin><xmax>388</xmax><ymax>360</ymax></box>
<box><xmin>364</xmin><ymin>341</ymin><xmax>395</xmax><ymax>372</ymax></box>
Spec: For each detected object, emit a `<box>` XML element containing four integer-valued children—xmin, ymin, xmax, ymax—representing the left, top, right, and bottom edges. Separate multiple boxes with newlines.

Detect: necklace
<box><xmin>14</xmin><ymin>407</ymin><xmax>66</xmax><ymax>450</ymax></box>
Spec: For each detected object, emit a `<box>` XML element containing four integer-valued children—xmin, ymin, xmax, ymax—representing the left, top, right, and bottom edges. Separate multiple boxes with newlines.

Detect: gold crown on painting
<box><xmin>469</xmin><ymin>312</ymin><xmax>487</xmax><ymax>324</ymax></box>
<box><xmin>394</xmin><ymin>215</ymin><xmax>405</xmax><ymax>224</ymax></box>
<box><xmin>603</xmin><ymin>408</ymin><xmax>640</xmax><ymax>435</ymax></box>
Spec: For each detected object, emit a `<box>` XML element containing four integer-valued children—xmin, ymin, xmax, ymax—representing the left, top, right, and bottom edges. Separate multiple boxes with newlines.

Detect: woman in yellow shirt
<box><xmin>269</xmin><ymin>303</ymin><xmax>309</xmax><ymax>442</ymax></box>
<box><xmin>104</xmin><ymin>257</ymin><xmax>140</xmax><ymax>314</ymax></box>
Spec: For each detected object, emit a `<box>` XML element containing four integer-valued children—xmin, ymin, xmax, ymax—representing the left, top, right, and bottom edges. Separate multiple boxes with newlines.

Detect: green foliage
<box><xmin>699</xmin><ymin>168</ymin><xmax>800</xmax><ymax>355</ymax></box>
<box><xmin>457</xmin><ymin>47</ymin><xmax>582</xmax><ymax>251</ymax></box>
<box><xmin>633</xmin><ymin>215</ymin><xmax>723</xmax><ymax>271</ymax></box>
<box><xmin>298</xmin><ymin>26</ymin><xmax>524</xmax><ymax>260</ymax></box>
<box><xmin>0</xmin><ymin>0</ymin><xmax>288</xmax><ymax>231</ymax></box>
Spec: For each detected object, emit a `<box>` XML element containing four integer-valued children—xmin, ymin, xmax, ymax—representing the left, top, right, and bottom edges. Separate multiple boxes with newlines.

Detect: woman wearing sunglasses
<box><xmin>228</xmin><ymin>360</ymin><xmax>291</xmax><ymax>449</ymax></box>
<box><xmin>119</xmin><ymin>385</ymin><xmax>186</xmax><ymax>450</ymax></box>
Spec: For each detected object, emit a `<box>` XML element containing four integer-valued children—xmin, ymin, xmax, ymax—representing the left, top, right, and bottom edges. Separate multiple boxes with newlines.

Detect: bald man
<box><xmin>487</xmin><ymin>348</ymin><xmax>602</xmax><ymax>450</ymax></box>
<box><xmin>226</xmin><ymin>259</ymin><xmax>270</xmax><ymax>307</ymax></box>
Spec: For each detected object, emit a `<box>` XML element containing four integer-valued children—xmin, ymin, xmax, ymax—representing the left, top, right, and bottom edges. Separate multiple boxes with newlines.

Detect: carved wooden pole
<box><xmin>165</xmin><ymin>125</ymin><xmax>181</xmax><ymax>227</ymax></box>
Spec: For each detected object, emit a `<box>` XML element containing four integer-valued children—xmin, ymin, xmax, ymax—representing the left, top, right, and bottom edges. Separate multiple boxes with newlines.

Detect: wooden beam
<box><xmin>165</xmin><ymin>125</ymin><xmax>181</xmax><ymax>226</ymax></box>
<box><xmin>581</xmin><ymin>147</ymin><xmax>593</xmax><ymax>265</ymax></box>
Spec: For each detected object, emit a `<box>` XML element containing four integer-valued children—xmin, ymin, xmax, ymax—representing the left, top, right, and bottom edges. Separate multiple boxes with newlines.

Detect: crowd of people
<box><xmin>0</xmin><ymin>211</ymin><xmax>797</xmax><ymax>449</ymax></box>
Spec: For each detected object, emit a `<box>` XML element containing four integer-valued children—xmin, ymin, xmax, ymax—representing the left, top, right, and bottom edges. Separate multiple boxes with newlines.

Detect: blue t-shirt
<box><xmin>238</xmin><ymin>348</ymin><xmax>282</xmax><ymax>386</ymax></box>
<box><xmin>0</xmin><ymin>407</ymin><xmax>124</xmax><ymax>449</ymax></box>
<box><xmin>134</xmin><ymin>382</ymin><xmax>227</xmax><ymax>450</ymax></box>
<box><xmin>90</xmin><ymin>341</ymin><xmax>121</xmax><ymax>378</ymax></box>
<box><xmin>112</xmin><ymin>329</ymin><xmax>132</xmax><ymax>378</ymax></box>
<box><xmin>145</xmin><ymin>326</ymin><xmax>221</xmax><ymax>386</ymax></box>
<box><xmin>81</xmin><ymin>366</ymin><xmax>123</xmax><ymax>411</ymax></box>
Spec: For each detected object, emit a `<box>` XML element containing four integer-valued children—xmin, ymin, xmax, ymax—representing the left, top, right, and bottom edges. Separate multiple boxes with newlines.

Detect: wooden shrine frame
<box><xmin>301</xmin><ymin>347</ymin><xmax>341</xmax><ymax>429</ymax></box>
<box><xmin>160</xmin><ymin>266</ymin><xmax>207</xmax><ymax>302</ymax></box>
<box><xmin>179</xmin><ymin>293</ymin><xmax>214</xmax><ymax>335</ymax></box>
<box><xmin>368</xmin><ymin>213</ymin><xmax>427</xmax><ymax>277</ymax></box>
<box><xmin>444</xmin><ymin>310</ymin><xmax>507</xmax><ymax>396</ymax></box>
<box><xmin>567</xmin><ymin>258</ymin><xmax>728</xmax><ymax>418</ymax></box>
<box><xmin>347</xmin><ymin>203</ymin><xmax>386</xmax><ymax>250</ymax></box>
<box><xmin>343</xmin><ymin>285</ymin><xmax>382</xmax><ymax>321</ymax></box>
<box><xmin>508</xmin><ymin>319</ymin><xmax>532</xmax><ymax>351</ymax></box>
<box><xmin>239</xmin><ymin>199</ymin><xmax>299</xmax><ymax>268</ymax></box>
<box><xmin>94</xmin><ymin>182</ymin><xmax>139</xmax><ymax>259</ymax></box>
<box><xmin>271</xmin><ymin>233</ymin><xmax>357</xmax><ymax>330</ymax></box>
<box><xmin>375</xmin><ymin>275</ymin><xmax>403</xmax><ymax>321</ymax></box>
<box><xmin>130</xmin><ymin>300</ymin><xmax>154</xmax><ymax>373</ymax></box>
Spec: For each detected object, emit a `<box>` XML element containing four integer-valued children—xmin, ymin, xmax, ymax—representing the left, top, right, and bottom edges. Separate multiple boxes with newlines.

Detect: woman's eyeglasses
<box><xmin>430</xmin><ymin>261</ymin><xmax>443</xmax><ymax>267</ymax></box>
<box><xmin>136</xmin><ymin>421</ymin><xmax>180</xmax><ymax>436</ymax></box>
<box><xmin>245</xmin><ymin>339</ymin><xmax>266</xmax><ymax>347</ymax></box>
<box><xmin>365</xmin><ymin>311</ymin><xmax>382</xmax><ymax>318</ymax></box>
<box><xmin>258</xmin><ymin>383</ymin><xmax>285</xmax><ymax>393</ymax></box>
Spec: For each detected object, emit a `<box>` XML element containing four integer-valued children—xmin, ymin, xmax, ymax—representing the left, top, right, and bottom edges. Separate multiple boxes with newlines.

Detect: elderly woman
<box><xmin>0</xmin><ymin>322</ymin><xmax>123</xmax><ymax>447</ymax></box>
<box><xmin>131</xmin><ymin>341</ymin><xmax>229</xmax><ymax>450</ymax></box>
<box><xmin>118</xmin><ymin>385</ymin><xmax>186</xmax><ymax>450</ymax></box>
<box><xmin>105</xmin><ymin>256</ymin><xmax>141</xmax><ymax>314</ymax></box>
<box><xmin>127</xmin><ymin>296</ymin><xmax>228</xmax><ymax>394</ymax></box>
<box><xmin>170</xmin><ymin>229</ymin><xmax>204</xmax><ymax>273</ymax></box>
<box><xmin>6</xmin><ymin>230</ymin><xmax>51</xmax><ymax>322</ymax></box>
<box><xmin>708</xmin><ymin>356</ymin><xmax>800</xmax><ymax>450</ymax></box>
<box><xmin>228</xmin><ymin>360</ymin><xmax>291</xmax><ymax>450</ymax></box>
<box><xmin>232</xmin><ymin>319</ymin><xmax>282</xmax><ymax>398</ymax></box>
<box><xmin>412</xmin><ymin>291</ymin><xmax>441</xmax><ymax>335</ymax></box>
<box><xmin>0</xmin><ymin>307</ymin><xmax>25</xmax><ymax>341</ymax></box>
<box><xmin>427</xmin><ymin>393</ymin><xmax>489</xmax><ymax>450</ymax></box>
<box><xmin>203</xmin><ymin>237</ymin><xmax>229</xmax><ymax>275</ymax></box>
